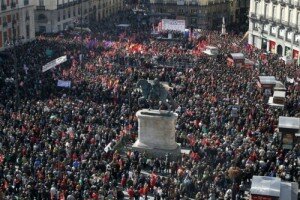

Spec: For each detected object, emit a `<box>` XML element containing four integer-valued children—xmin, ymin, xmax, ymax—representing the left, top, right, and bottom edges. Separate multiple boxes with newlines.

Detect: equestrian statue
<box><xmin>136</xmin><ymin>78</ymin><xmax>176</xmax><ymax>111</ymax></box>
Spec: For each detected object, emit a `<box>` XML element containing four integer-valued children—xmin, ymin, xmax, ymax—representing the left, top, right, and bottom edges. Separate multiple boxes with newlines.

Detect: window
<box><xmin>264</xmin><ymin>4</ymin><xmax>267</xmax><ymax>18</ymax></box>
<box><xmin>288</xmin><ymin>9</ymin><xmax>292</xmax><ymax>25</ymax></box>
<box><xmin>24</xmin><ymin>0</ymin><xmax>29</xmax><ymax>5</ymax></box>
<box><xmin>3</xmin><ymin>31</ymin><xmax>7</xmax><ymax>44</ymax></box>
<box><xmin>272</xmin><ymin>6</ymin><xmax>276</xmax><ymax>20</ymax></box>
<box><xmin>68</xmin><ymin>9</ymin><xmax>71</xmax><ymax>18</ymax></box>
<box><xmin>78</xmin><ymin>7</ymin><xmax>81</xmax><ymax>15</ymax></box>
<box><xmin>39</xmin><ymin>0</ymin><xmax>44</xmax><ymax>6</ymax></box>
<box><xmin>2</xmin><ymin>16</ymin><xmax>7</xmax><ymax>27</ymax></box>
<box><xmin>73</xmin><ymin>8</ymin><xmax>76</xmax><ymax>17</ymax></box>
<box><xmin>63</xmin><ymin>10</ymin><xmax>66</xmax><ymax>20</ymax></box>
<box><xmin>190</xmin><ymin>9</ymin><xmax>197</xmax><ymax>14</ymax></box>
<box><xmin>191</xmin><ymin>18</ymin><xmax>197</xmax><ymax>24</ymax></box>
<box><xmin>255</xmin><ymin>2</ymin><xmax>258</xmax><ymax>14</ymax></box>
<box><xmin>57</xmin><ymin>11</ymin><xmax>60</xmax><ymax>22</ymax></box>
<box><xmin>280</xmin><ymin>8</ymin><xmax>285</xmax><ymax>22</ymax></box>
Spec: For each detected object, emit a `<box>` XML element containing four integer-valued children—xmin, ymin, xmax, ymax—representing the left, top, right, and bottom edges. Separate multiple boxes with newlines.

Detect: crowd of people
<box><xmin>0</xmin><ymin>9</ymin><xmax>299</xmax><ymax>200</ymax></box>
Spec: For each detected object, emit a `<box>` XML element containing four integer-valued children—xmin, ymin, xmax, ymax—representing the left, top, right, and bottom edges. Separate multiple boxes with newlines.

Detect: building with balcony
<box><xmin>248</xmin><ymin>0</ymin><xmax>300</xmax><ymax>59</ymax></box>
<box><xmin>149</xmin><ymin>0</ymin><xmax>228</xmax><ymax>30</ymax></box>
<box><xmin>34</xmin><ymin>0</ymin><xmax>124</xmax><ymax>33</ymax></box>
<box><xmin>0</xmin><ymin>0</ymin><xmax>35</xmax><ymax>50</ymax></box>
<box><xmin>228</xmin><ymin>0</ymin><xmax>250</xmax><ymax>31</ymax></box>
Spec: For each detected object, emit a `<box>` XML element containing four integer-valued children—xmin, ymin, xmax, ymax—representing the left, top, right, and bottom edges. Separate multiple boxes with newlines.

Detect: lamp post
<box><xmin>80</xmin><ymin>0</ymin><xmax>83</xmax><ymax>68</ymax></box>
<box><xmin>12</xmin><ymin>5</ymin><xmax>20</xmax><ymax>107</ymax></box>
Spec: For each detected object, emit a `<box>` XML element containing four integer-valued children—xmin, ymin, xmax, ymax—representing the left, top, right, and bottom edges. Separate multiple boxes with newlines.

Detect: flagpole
<box><xmin>80</xmin><ymin>0</ymin><xmax>83</xmax><ymax>69</ymax></box>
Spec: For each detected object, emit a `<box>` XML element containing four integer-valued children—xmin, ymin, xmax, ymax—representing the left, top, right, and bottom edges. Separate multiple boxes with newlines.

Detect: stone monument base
<box><xmin>132</xmin><ymin>143</ymin><xmax>181</xmax><ymax>160</ymax></box>
<box><xmin>132</xmin><ymin>109</ymin><xmax>181</xmax><ymax>160</ymax></box>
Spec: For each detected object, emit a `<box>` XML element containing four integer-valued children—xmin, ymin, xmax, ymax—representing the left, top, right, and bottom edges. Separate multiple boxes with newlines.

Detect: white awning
<box><xmin>250</xmin><ymin>176</ymin><xmax>281</xmax><ymax>197</ymax></box>
<box><xmin>278</xmin><ymin>116</ymin><xmax>300</xmax><ymax>129</ymax></box>
<box><xmin>230</xmin><ymin>53</ymin><xmax>245</xmax><ymax>60</ymax></box>
<box><xmin>273</xmin><ymin>91</ymin><xmax>286</xmax><ymax>98</ymax></box>
<box><xmin>259</xmin><ymin>76</ymin><xmax>276</xmax><ymax>85</ymax></box>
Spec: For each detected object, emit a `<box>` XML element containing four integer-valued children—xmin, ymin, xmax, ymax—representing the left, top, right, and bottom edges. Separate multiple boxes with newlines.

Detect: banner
<box><xmin>161</xmin><ymin>19</ymin><xmax>185</xmax><ymax>32</ymax></box>
<box><xmin>42</xmin><ymin>55</ymin><xmax>67</xmax><ymax>73</ymax></box>
<box><xmin>57</xmin><ymin>80</ymin><xmax>71</xmax><ymax>88</ymax></box>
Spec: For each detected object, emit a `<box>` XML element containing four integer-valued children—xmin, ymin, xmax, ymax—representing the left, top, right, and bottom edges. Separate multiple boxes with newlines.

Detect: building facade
<box><xmin>35</xmin><ymin>0</ymin><xmax>123</xmax><ymax>33</ymax></box>
<box><xmin>248</xmin><ymin>0</ymin><xmax>300</xmax><ymax>58</ymax></box>
<box><xmin>0</xmin><ymin>0</ymin><xmax>35</xmax><ymax>51</ymax></box>
<box><xmin>228</xmin><ymin>0</ymin><xmax>250</xmax><ymax>31</ymax></box>
<box><xmin>149</xmin><ymin>0</ymin><xmax>228</xmax><ymax>30</ymax></box>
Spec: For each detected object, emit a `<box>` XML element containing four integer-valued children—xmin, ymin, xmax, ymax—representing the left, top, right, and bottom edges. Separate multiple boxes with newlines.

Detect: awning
<box><xmin>229</xmin><ymin>53</ymin><xmax>245</xmax><ymax>60</ymax></box>
<box><xmin>250</xmin><ymin>176</ymin><xmax>281</xmax><ymax>197</ymax></box>
<box><xmin>258</xmin><ymin>76</ymin><xmax>276</xmax><ymax>85</ymax></box>
<box><xmin>278</xmin><ymin>116</ymin><xmax>300</xmax><ymax>129</ymax></box>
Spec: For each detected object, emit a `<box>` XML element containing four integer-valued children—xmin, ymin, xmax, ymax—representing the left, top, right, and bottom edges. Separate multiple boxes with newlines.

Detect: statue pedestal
<box><xmin>132</xmin><ymin>109</ymin><xmax>181</xmax><ymax>160</ymax></box>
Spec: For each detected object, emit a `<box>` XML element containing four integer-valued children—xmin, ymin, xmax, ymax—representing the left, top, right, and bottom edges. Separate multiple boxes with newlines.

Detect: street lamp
<box><xmin>80</xmin><ymin>0</ymin><xmax>83</xmax><ymax>68</ymax></box>
<box><xmin>12</xmin><ymin>5</ymin><xmax>20</xmax><ymax>107</ymax></box>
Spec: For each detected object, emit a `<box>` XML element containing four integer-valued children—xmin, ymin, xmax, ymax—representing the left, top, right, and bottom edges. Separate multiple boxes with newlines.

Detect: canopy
<box><xmin>258</xmin><ymin>76</ymin><xmax>276</xmax><ymax>85</ymax></box>
<box><xmin>273</xmin><ymin>91</ymin><xmax>286</xmax><ymax>98</ymax></box>
<box><xmin>250</xmin><ymin>176</ymin><xmax>281</xmax><ymax>197</ymax></box>
<box><xmin>229</xmin><ymin>53</ymin><xmax>245</xmax><ymax>60</ymax></box>
<box><xmin>280</xmin><ymin>182</ymin><xmax>299</xmax><ymax>200</ymax></box>
<box><xmin>278</xmin><ymin>116</ymin><xmax>300</xmax><ymax>129</ymax></box>
<box><xmin>274</xmin><ymin>81</ymin><xmax>286</xmax><ymax>91</ymax></box>
<box><xmin>203</xmin><ymin>46</ymin><xmax>219</xmax><ymax>56</ymax></box>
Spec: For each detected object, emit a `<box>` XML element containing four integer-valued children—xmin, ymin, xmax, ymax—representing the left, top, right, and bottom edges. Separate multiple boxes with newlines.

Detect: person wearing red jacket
<box><xmin>127</xmin><ymin>186</ymin><xmax>134</xmax><ymax>200</ymax></box>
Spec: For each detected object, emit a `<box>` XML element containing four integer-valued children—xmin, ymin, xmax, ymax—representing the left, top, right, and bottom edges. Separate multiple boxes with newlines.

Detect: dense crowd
<box><xmin>0</xmin><ymin>10</ymin><xmax>299</xmax><ymax>200</ymax></box>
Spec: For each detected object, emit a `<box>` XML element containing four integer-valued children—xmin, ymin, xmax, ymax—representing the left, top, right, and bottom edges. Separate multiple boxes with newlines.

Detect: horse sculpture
<box><xmin>136</xmin><ymin>79</ymin><xmax>176</xmax><ymax>111</ymax></box>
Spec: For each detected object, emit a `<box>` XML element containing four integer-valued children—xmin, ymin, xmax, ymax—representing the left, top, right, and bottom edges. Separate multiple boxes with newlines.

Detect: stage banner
<box><xmin>42</xmin><ymin>55</ymin><xmax>67</xmax><ymax>73</ymax></box>
<box><xmin>161</xmin><ymin>19</ymin><xmax>185</xmax><ymax>32</ymax></box>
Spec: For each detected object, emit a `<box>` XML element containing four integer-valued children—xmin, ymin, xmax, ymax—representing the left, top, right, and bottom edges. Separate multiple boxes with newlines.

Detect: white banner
<box><xmin>42</xmin><ymin>55</ymin><xmax>67</xmax><ymax>73</ymax></box>
<box><xmin>161</xmin><ymin>19</ymin><xmax>185</xmax><ymax>32</ymax></box>
<box><xmin>57</xmin><ymin>80</ymin><xmax>71</xmax><ymax>88</ymax></box>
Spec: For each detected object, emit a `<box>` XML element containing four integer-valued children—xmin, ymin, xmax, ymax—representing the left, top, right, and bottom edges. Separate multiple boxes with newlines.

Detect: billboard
<box><xmin>161</xmin><ymin>19</ymin><xmax>186</xmax><ymax>32</ymax></box>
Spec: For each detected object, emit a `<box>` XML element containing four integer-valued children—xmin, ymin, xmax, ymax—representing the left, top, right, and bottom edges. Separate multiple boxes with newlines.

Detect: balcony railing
<box><xmin>1</xmin><ymin>5</ymin><xmax>7</xmax><ymax>10</ymax></box>
<box><xmin>281</xmin><ymin>20</ymin><xmax>289</xmax><ymax>26</ymax></box>
<box><xmin>36</xmin><ymin>5</ymin><xmax>45</xmax><ymax>10</ymax></box>
<box><xmin>249</xmin><ymin>12</ymin><xmax>257</xmax><ymax>19</ymax></box>
<box><xmin>11</xmin><ymin>2</ymin><xmax>16</xmax><ymax>8</ymax></box>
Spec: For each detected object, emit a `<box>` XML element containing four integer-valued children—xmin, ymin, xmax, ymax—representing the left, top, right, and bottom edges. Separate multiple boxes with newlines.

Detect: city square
<box><xmin>0</xmin><ymin>0</ymin><xmax>299</xmax><ymax>200</ymax></box>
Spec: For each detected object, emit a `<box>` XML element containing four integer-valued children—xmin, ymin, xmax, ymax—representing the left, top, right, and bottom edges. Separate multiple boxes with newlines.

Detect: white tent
<box><xmin>250</xmin><ymin>176</ymin><xmax>281</xmax><ymax>197</ymax></box>
<box><xmin>278</xmin><ymin>116</ymin><xmax>300</xmax><ymax>129</ymax></box>
<box><xmin>250</xmin><ymin>176</ymin><xmax>300</xmax><ymax>199</ymax></box>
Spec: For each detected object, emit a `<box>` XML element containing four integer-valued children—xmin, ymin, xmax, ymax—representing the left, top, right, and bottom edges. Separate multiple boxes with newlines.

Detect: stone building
<box><xmin>248</xmin><ymin>0</ymin><xmax>300</xmax><ymax>58</ymax></box>
<box><xmin>34</xmin><ymin>0</ymin><xmax>123</xmax><ymax>33</ymax></box>
<box><xmin>0</xmin><ymin>0</ymin><xmax>35</xmax><ymax>50</ymax></box>
<box><xmin>149</xmin><ymin>0</ymin><xmax>228</xmax><ymax>30</ymax></box>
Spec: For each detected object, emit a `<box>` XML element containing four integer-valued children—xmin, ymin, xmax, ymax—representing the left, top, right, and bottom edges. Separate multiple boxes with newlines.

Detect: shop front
<box><xmin>269</xmin><ymin>40</ymin><xmax>276</xmax><ymax>53</ymax></box>
<box><xmin>293</xmin><ymin>49</ymin><xmax>299</xmax><ymax>60</ymax></box>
